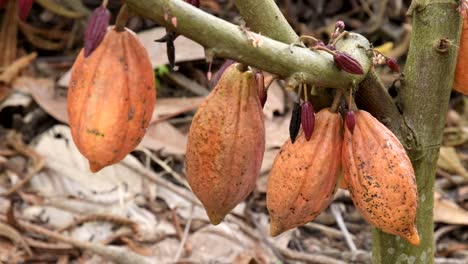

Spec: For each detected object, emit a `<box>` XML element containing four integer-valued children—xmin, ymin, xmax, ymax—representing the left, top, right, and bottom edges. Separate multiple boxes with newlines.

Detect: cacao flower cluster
<box><xmin>186</xmin><ymin>70</ymin><xmax>419</xmax><ymax>245</ymax></box>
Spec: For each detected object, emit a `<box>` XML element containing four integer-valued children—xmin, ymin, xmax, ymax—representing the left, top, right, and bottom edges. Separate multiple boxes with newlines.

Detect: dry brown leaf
<box><xmin>434</xmin><ymin>192</ymin><xmax>468</xmax><ymax>225</ymax></box>
<box><xmin>12</xmin><ymin>76</ymin><xmax>68</xmax><ymax>123</ymax></box>
<box><xmin>437</xmin><ymin>147</ymin><xmax>468</xmax><ymax>180</ymax></box>
<box><xmin>233</xmin><ymin>250</ymin><xmax>268</xmax><ymax>264</ymax></box>
<box><xmin>0</xmin><ymin>53</ymin><xmax>37</xmax><ymax>84</ymax></box>
<box><xmin>138</xmin><ymin>121</ymin><xmax>187</xmax><ymax>156</ymax></box>
<box><xmin>149</xmin><ymin>96</ymin><xmax>205</xmax><ymax>124</ymax></box>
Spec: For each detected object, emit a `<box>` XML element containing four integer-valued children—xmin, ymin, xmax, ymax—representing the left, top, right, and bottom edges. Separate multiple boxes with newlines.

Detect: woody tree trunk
<box><xmin>126</xmin><ymin>0</ymin><xmax>462</xmax><ymax>263</ymax></box>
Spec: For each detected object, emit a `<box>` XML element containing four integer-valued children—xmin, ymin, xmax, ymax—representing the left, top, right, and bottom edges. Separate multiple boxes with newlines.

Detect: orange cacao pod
<box><xmin>342</xmin><ymin>110</ymin><xmax>419</xmax><ymax>245</ymax></box>
<box><xmin>267</xmin><ymin>108</ymin><xmax>342</xmax><ymax>236</ymax></box>
<box><xmin>186</xmin><ymin>63</ymin><xmax>265</xmax><ymax>224</ymax></box>
<box><xmin>67</xmin><ymin>27</ymin><xmax>156</xmax><ymax>172</ymax></box>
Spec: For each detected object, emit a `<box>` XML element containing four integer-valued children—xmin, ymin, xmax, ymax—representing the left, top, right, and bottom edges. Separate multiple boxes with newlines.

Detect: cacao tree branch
<box><xmin>371</xmin><ymin>1</ymin><xmax>462</xmax><ymax>263</ymax></box>
<box><xmin>233</xmin><ymin>0</ymin><xmax>410</xmax><ymax>136</ymax></box>
<box><xmin>126</xmin><ymin>0</ymin><xmax>372</xmax><ymax>89</ymax></box>
<box><xmin>233</xmin><ymin>0</ymin><xmax>298</xmax><ymax>43</ymax></box>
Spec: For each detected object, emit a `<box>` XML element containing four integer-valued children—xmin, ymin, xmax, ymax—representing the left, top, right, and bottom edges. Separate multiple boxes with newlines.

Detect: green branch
<box><xmin>127</xmin><ymin>0</ymin><xmax>372</xmax><ymax>89</ymax></box>
<box><xmin>233</xmin><ymin>0</ymin><xmax>298</xmax><ymax>43</ymax></box>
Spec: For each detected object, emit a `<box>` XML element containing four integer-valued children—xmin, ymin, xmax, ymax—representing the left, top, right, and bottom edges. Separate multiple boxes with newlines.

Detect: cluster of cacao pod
<box><xmin>268</xmin><ymin>105</ymin><xmax>419</xmax><ymax>245</ymax></box>
<box><xmin>67</xmin><ymin>5</ymin><xmax>156</xmax><ymax>172</ymax></box>
<box><xmin>186</xmin><ymin>62</ymin><xmax>419</xmax><ymax>245</ymax></box>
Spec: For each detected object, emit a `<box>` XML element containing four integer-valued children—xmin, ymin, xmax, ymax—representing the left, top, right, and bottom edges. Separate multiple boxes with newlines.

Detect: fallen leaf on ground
<box><xmin>437</xmin><ymin>147</ymin><xmax>468</xmax><ymax>180</ymax></box>
<box><xmin>434</xmin><ymin>192</ymin><xmax>468</xmax><ymax>225</ymax></box>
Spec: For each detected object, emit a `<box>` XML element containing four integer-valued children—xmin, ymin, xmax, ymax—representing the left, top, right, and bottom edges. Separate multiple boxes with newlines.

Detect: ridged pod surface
<box><xmin>186</xmin><ymin>64</ymin><xmax>265</xmax><ymax>225</ymax></box>
<box><xmin>68</xmin><ymin>27</ymin><xmax>156</xmax><ymax>172</ymax></box>
<box><xmin>342</xmin><ymin>110</ymin><xmax>419</xmax><ymax>245</ymax></box>
<box><xmin>267</xmin><ymin>108</ymin><xmax>342</xmax><ymax>236</ymax></box>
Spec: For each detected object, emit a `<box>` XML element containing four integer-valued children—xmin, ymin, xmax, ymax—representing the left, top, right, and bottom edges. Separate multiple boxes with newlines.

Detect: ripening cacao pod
<box><xmin>342</xmin><ymin>110</ymin><xmax>419</xmax><ymax>245</ymax></box>
<box><xmin>454</xmin><ymin>17</ymin><xmax>468</xmax><ymax>95</ymax></box>
<box><xmin>186</xmin><ymin>63</ymin><xmax>265</xmax><ymax>224</ymax></box>
<box><xmin>267</xmin><ymin>108</ymin><xmax>342</xmax><ymax>236</ymax></box>
<box><xmin>68</xmin><ymin>27</ymin><xmax>156</xmax><ymax>172</ymax></box>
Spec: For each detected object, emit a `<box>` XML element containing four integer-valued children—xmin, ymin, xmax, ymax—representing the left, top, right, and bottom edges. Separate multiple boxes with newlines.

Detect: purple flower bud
<box><xmin>346</xmin><ymin>111</ymin><xmax>356</xmax><ymax>134</ymax></box>
<box><xmin>212</xmin><ymin>60</ymin><xmax>235</xmax><ymax>86</ymax></box>
<box><xmin>289</xmin><ymin>102</ymin><xmax>302</xmax><ymax>144</ymax></box>
<box><xmin>84</xmin><ymin>6</ymin><xmax>111</xmax><ymax>57</ymax></box>
<box><xmin>326</xmin><ymin>44</ymin><xmax>336</xmax><ymax>51</ymax></box>
<box><xmin>301</xmin><ymin>101</ymin><xmax>315</xmax><ymax>141</ymax></box>
<box><xmin>314</xmin><ymin>40</ymin><xmax>325</xmax><ymax>48</ymax></box>
<box><xmin>386</xmin><ymin>57</ymin><xmax>400</xmax><ymax>73</ymax></box>
<box><xmin>334</xmin><ymin>51</ymin><xmax>364</xmax><ymax>75</ymax></box>
<box><xmin>185</xmin><ymin>0</ymin><xmax>200</xmax><ymax>8</ymax></box>
<box><xmin>18</xmin><ymin>0</ymin><xmax>33</xmax><ymax>21</ymax></box>
<box><xmin>335</xmin><ymin>20</ymin><xmax>345</xmax><ymax>32</ymax></box>
<box><xmin>255</xmin><ymin>71</ymin><xmax>267</xmax><ymax>108</ymax></box>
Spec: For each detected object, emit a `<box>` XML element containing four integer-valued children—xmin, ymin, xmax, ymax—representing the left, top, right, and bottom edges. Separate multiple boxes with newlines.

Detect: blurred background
<box><xmin>0</xmin><ymin>0</ymin><xmax>467</xmax><ymax>263</ymax></box>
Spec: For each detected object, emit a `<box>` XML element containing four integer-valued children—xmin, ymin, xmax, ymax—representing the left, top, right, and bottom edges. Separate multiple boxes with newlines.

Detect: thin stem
<box><xmin>331</xmin><ymin>31</ymin><xmax>349</xmax><ymax>46</ymax></box>
<box><xmin>115</xmin><ymin>4</ymin><xmax>128</xmax><ymax>32</ymax></box>
<box><xmin>330</xmin><ymin>90</ymin><xmax>343</xmax><ymax>113</ymax></box>
<box><xmin>264</xmin><ymin>75</ymin><xmax>277</xmax><ymax>92</ymax></box>
<box><xmin>299</xmin><ymin>35</ymin><xmax>320</xmax><ymax>44</ymax></box>
<box><xmin>303</xmin><ymin>84</ymin><xmax>309</xmax><ymax>101</ymax></box>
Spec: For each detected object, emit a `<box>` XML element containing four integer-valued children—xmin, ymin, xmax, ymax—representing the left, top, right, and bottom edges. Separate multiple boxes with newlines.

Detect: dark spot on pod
<box><xmin>289</xmin><ymin>102</ymin><xmax>302</xmax><ymax>143</ymax></box>
<box><xmin>86</xmin><ymin>129</ymin><xmax>104</xmax><ymax>137</ymax></box>
<box><xmin>300</xmin><ymin>101</ymin><xmax>315</xmax><ymax>141</ymax></box>
<box><xmin>128</xmin><ymin>106</ymin><xmax>135</xmax><ymax>121</ymax></box>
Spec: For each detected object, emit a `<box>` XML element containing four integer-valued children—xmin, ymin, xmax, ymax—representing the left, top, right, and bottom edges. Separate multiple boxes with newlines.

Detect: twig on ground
<box><xmin>136</xmin><ymin>149</ymin><xmax>190</xmax><ymax>189</ymax></box>
<box><xmin>304</xmin><ymin>222</ymin><xmax>355</xmax><ymax>240</ymax></box>
<box><xmin>434</xmin><ymin>225</ymin><xmax>462</xmax><ymax>243</ymax></box>
<box><xmin>3</xmin><ymin>132</ymin><xmax>45</xmax><ymax>196</ymax></box>
<box><xmin>121</xmin><ymin>160</ymin><xmax>200</xmax><ymax>207</ymax></box>
<box><xmin>173</xmin><ymin>204</ymin><xmax>194</xmax><ymax>262</ymax></box>
<box><xmin>0</xmin><ymin>214</ymin><xmax>150</xmax><ymax>264</ymax></box>
<box><xmin>57</xmin><ymin>214</ymin><xmax>140</xmax><ymax>235</ymax></box>
<box><xmin>330</xmin><ymin>203</ymin><xmax>357</xmax><ymax>252</ymax></box>
<box><xmin>0</xmin><ymin>221</ymin><xmax>33</xmax><ymax>256</ymax></box>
